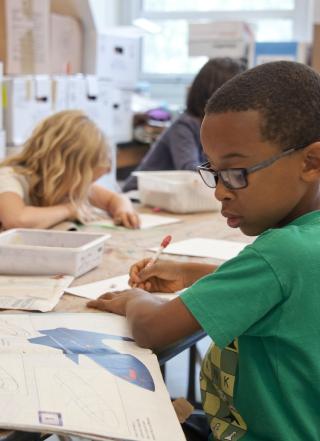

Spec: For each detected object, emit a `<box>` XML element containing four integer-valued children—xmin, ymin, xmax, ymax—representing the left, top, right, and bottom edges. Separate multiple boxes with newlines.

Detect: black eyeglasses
<box><xmin>197</xmin><ymin>144</ymin><xmax>310</xmax><ymax>190</ymax></box>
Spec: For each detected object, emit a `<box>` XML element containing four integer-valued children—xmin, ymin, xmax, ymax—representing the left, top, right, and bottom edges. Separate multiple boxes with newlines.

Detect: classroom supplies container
<box><xmin>0</xmin><ymin>229</ymin><xmax>110</xmax><ymax>277</ymax></box>
<box><xmin>134</xmin><ymin>171</ymin><xmax>220</xmax><ymax>213</ymax></box>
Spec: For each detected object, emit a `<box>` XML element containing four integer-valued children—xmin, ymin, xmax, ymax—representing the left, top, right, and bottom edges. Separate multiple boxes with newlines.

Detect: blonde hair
<box><xmin>1</xmin><ymin>110</ymin><xmax>110</xmax><ymax>206</ymax></box>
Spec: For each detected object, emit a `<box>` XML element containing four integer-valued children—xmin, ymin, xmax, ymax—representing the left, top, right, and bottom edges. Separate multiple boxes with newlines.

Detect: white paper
<box><xmin>87</xmin><ymin>213</ymin><xmax>181</xmax><ymax>230</ymax></box>
<box><xmin>0</xmin><ymin>275</ymin><xmax>74</xmax><ymax>312</ymax></box>
<box><xmin>150</xmin><ymin>238</ymin><xmax>247</xmax><ymax>260</ymax></box>
<box><xmin>0</xmin><ymin>313</ymin><xmax>185</xmax><ymax>440</ymax></box>
<box><xmin>65</xmin><ymin>275</ymin><xmax>179</xmax><ymax>301</ymax></box>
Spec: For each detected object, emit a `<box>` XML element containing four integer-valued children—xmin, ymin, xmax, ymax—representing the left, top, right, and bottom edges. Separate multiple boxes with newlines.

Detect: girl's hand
<box><xmin>65</xmin><ymin>202</ymin><xmax>79</xmax><ymax>221</ymax></box>
<box><xmin>88</xmin><ymin>184</ymin><xmax>140</xmax><ymax>229</ymax></box>
<box><xmin>113</xmin><ymin>209</ymin><xmax>140</xmax><ymax>229</ymax></box>
<box><xmin>129</xmin><ymin>258</ymin><xmax>186</xmax><ymax>293</ymax></box>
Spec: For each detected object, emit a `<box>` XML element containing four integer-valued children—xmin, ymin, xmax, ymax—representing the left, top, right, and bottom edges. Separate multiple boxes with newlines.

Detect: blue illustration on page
<box><xmin>29</xmin><ymin>328</ymin><xmax>155</xmax><ymax>391</ymax></box>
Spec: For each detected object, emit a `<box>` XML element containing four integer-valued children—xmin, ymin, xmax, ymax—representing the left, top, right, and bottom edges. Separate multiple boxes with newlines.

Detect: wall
<box><xmin>314</xmin><ymin>0</ymin><xmax>320</xmax><ymax>23</ymax></box>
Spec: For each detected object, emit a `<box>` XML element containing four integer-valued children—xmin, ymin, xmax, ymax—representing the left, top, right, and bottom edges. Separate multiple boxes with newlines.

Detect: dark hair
<box><xmin>205</xmin><ymin>61</ymin><xmax>320</xmax><ymax>149</ymax></box>
<box><xmin>186</xmin><ymin>58</ymin><xmax>246</xmax><ymax>119</ymax></box>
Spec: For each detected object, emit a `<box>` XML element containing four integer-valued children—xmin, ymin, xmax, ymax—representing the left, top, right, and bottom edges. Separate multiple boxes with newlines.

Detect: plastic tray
<box><xmin>134</xmin><ymin>170</ymin><xmax>220</xmax><ymax>213</ymax></box>
<box><xmin>0</xmin><ymin>229</ymin><xmax>110</xmax><ymax>277</ymax></box>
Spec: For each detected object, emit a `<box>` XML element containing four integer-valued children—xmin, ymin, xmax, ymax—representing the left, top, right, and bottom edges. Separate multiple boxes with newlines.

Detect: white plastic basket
<box><xmin>0</xmin><ymin>229</ymin><xmax>110</xmax><ymax>277</ymax></box>
<box><xmin>134</xmin><ymin>170</ymin><xmax>220</xmax><ymax>214</ymax></box>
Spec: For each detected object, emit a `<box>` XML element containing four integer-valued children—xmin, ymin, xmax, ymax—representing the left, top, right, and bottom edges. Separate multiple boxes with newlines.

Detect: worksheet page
<box><xmin>65</xmin><ymin>274</ymin><xmax>179</xmax><ymax>301</ymax></box>
<box><xmin>150</xmin><ymin>238</ymin><xmax>248</xmax><ymax>260</ymax></box>
<box><xmin>0</xmin><ymin>313</ymin><xmax>185</xmax><ymax>441</ymax></box>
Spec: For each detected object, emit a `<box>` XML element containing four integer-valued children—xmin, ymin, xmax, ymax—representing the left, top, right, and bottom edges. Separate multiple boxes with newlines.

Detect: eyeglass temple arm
<box><xmin>246</xmin><ymin>146</ymin><xmax>304</xmax><ymax>174</ymax></box>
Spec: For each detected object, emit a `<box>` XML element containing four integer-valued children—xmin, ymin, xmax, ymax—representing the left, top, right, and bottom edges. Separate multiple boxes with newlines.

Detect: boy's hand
<box><xmin>113</xmin><ymin>209</ymin><xmax>140</xmax><ymax>229</ymax></box>
<box><xmin>129</xmin><ymin>258</ymin><xmax>186</xmax><ymax>293</ymax></box>
<box><xmin>87</xmin><ymin>288</ymin><xmax>147</xmax><ymax>315</ymax></box>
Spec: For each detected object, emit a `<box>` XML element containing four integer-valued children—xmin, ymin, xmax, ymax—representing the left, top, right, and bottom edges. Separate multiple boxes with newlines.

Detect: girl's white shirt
<box><xmin>0</xmin><ymin>167</ymin><xmax>31</xmax><ymax>204</ymax></box>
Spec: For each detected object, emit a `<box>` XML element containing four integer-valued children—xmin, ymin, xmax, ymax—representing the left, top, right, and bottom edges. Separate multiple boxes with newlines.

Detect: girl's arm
<box><xmin>0</xmin><ymin>192</ymin><xmax>77</xmax><ymax>229</ymax></box>
<box><xmin>89</xmin><ymin>183</ymin><xmax>140</xmax><ymax>229</ymax></box>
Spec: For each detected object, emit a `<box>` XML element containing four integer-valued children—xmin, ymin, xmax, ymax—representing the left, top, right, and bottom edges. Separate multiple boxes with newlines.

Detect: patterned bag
<box><xmin>200</xmin><ymin>339</ymin><xmax>247</xmax><ymax>440</ymax></box>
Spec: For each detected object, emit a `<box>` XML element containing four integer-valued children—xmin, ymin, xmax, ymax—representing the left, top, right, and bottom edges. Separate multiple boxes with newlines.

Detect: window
<box><xmin>143</xmin><ymin>0</ymin><xmax>295</xmax><ymax>12</ymax></box>
<box><xmin>129</xmin><ymin>0</ymin><xmax>313</xmax><ymax>76</ymax></box>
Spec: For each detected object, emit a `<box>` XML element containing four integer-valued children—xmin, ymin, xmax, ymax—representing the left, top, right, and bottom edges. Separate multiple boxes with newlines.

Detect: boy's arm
<box><xmin>88</xmin><ymin>289</ymin><xmax>201</xmax><ymax>350</ymax></box>
<box><xmin>89</xmin><ymin>183</ymin><xmax>140</xmax><ymax>228</ymax></box>
<box><xmin>0</xmin><ymin>192</ymin><xmax>76</xmax><ymax>229</ymax></box>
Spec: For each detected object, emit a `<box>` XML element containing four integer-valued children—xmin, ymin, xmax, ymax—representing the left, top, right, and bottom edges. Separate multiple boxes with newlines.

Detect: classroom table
<box><xmin>55</xmin><ymin>205</ymin><xmax>250</xmax><ymax>314</ymax></box>
<box><xmin>0</xmin><ymin>206</ymin><xmax>251</xmax><ymax>440</ymax></box>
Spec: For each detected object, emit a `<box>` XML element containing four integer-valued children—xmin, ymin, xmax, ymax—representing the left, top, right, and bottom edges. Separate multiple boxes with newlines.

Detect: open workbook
<box><xmin>0</xmin><ymin>313</ymin><xmax>185</xmax><ymax>441</ymax></box>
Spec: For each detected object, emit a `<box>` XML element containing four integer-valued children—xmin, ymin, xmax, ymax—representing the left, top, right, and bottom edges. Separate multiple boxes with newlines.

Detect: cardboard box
<box><xmin>112</xmin><ymin>87</ymin><xmax>133</xmax><ymax>144</ymax></box>
<box><xmin>50</xmin><ymin>12</ymin><xmax>82</xmax><ymax>74</ymax></box>
<box><xmin>0</xmin><ymin>0</ymin><xmax>50</xmax><ymax>74</ymax></box>
<box><xmin>84</xmin><ymin>75</ymin><xmax>101</xmax><ymax>128</ymax></box>
<box><xmin>85</xmin><ymin>28</ymin><xmax>140</xmax><ymax>88</ymax></box>
<box><xmin>51</xmin><ymin>75</ymin><xmax>68</xmax><ymax>112</ymax></box>
<box><xmin>3</xmin><ymin>75</ymin><xmax>52</xmax><ymax>146</ymax></box>
<box><xmin>82</xmin><ymin>76</ymin><xmax>116</xmax><ymax>191</ymax></box>
<box><xmin>66</xmin><ymin>74</ymin><xmax>86</xmax><ymax>110</ymax></box>
<box><xmin>188</xmin><ymin>21</ymin><xmax>254</xmax><ymax>64</ymax></box>
<box><xmin>33</xmin><ymin>75</ymin><xmax>52</xmax><ymax>126</ymax></box>
<box><xmin>98</xmin><ymin>78</ymin><xmax>114</xmax><ymax>139</ymax></box>
<box><xmin>0</xmin><ymin>129</ymin><xmax>6</xmax><ymax>159</ymax></box>
<box><xmin>3</xmin><ymin>76</ymin><xmax>35</xmax><ymax>145</ymax></box>
<box><xmin>83</xmin><ymin>76</ymin><xmax>114</xmax><ymax>139</ymax></box>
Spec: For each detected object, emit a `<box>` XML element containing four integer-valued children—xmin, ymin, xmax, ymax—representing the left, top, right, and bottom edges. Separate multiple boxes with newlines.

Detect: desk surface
<box><xmin>0</xmin><ymin>206</ymin><xmax>251</xmax><ymax>440</ymax></box>
<box><xmin>55</xmin><ymin>206</ymin><xmax>251</xmax><ymax>313</ymax></box>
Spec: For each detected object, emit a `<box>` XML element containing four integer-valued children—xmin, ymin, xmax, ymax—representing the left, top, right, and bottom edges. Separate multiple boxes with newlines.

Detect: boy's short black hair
<box><xmin>186</xmin><ymin>57</ymin><xmax>246</xmax><ymax>119</ymax></box>
<box><xmin>205</xmin><ymin>61</ymin><xmax>320</xmax><ymax>149</ymax></box>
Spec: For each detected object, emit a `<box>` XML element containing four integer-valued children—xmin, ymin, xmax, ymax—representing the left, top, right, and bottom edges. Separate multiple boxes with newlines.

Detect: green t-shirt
<box><xmin>181</xmin><ymin>210</ymin><xmax>320</xmax><ymax>441</ymax></box>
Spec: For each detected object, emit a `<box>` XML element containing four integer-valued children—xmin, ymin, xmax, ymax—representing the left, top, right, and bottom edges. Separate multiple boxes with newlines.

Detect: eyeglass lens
<box><xmin>199</xmin><ymin>168</ymin><xmax>248</xmax><ymax>189</ymax></box>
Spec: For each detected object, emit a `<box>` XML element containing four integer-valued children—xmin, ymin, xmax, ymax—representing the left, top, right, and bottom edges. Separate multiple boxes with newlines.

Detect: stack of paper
<box><xmin>0</xmin><ymin>275</ymin><xmax>73</xmax><ymax>312</ymax></box>
<box><xmin>65</xmin><ymin>275</ymin><xmax>179</xmax><ymax>301</ymax></box>
<box><xmin>150</xmin><ymin>238</ymin><xmax>248</xmax><ymax>260</ymax></box>
<box><xmin>0</xmin><ymin>313</ymin><xmax>185</xmax><ymax>440</ymax></box>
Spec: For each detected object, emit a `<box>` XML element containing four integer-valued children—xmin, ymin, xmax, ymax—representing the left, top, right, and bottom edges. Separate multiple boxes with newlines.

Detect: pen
<box><xmin>146</xmin><ymin>235</ymin><xmax>172</xmax><ymax>268</ymax></box>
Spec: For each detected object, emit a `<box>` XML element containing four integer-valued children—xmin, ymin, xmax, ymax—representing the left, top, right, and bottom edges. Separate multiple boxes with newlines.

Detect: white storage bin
<box><xmin>134</xmin><ymin>171</ymin><xmax>220</xmax><ymax>214</ymax></box>
<box><xmin>0</xmin><ymin>229</ymin><xmax>110</xmax><ymax>277</ymax></box>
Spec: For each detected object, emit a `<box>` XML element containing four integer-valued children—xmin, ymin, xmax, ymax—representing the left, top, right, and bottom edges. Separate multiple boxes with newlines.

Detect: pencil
<box><xmin>146</xmin><ymin>235</ymin><xmax>172</xmax><ymax>268</ymax></box>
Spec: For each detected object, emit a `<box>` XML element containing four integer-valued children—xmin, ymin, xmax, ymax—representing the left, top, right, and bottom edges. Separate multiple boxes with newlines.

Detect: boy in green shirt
<box><xmin>88</xmin><ymin>61</ymin><xmax>320</xmax><ymax>441</ymax></box>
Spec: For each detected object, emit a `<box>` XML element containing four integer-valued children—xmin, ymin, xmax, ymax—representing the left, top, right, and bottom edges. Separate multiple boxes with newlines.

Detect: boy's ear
<box><xmin>301</xmin><ymin>142</ymin><xmax>320</xmax><ymax>182</ymax></box>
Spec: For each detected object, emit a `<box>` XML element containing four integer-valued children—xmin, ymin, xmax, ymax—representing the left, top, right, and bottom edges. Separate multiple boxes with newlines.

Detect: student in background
<box><xmin>89</xmin><ymin>61</ymin><xmax>320</xmax><ymax>440</ymax></box>
<box><xmin>122</xmin><ymin>57</ymin><xmax>245</xmax><ymax>192</ymax></box>
<box><xmin>0</xmin><ymin>110</ymin><xmax>140</xmax><ymax>229</ymax></box>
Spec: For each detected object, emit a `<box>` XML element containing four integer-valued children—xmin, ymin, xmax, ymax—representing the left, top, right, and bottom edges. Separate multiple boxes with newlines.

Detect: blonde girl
<box><xmin>0</xmin><ymin>110</ymin><xmax>140</xmax><ymax>229</ymax></box>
